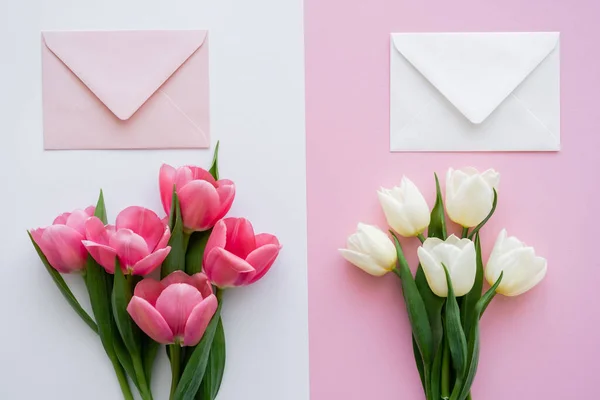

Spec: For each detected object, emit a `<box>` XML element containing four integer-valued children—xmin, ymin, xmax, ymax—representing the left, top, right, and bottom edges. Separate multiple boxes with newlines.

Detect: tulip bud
<box><xmin>378</xmin><ymin>177</ymin><xmax>430</xmax><ymax>237</ymax></box>
<box><xmin>339</xmin><ymin>224</ymin><xmax>397</xmax><ymax>276</ymax></box>
<box><xmin>203</xmin><ymin>218</ymin><xmax>281</xmax><ymax>288</ymax></box>
<box><xmin>30</xmin><ymin>206</ymin><xmax>96</xmax><ymax>273</ymax></box>
<box><xmin>445</xmin><ymin>167</ymin><xmax>500</xmax><ymax>228</ymax></box>
<box><xmin>417</xmin><ymin>235</ymin><xmax>476</xmax><ymax>297</ymax></box>
<box><xmin>127</xmin><ymin>271</ymin><xmax>218</xmax><ymax>346</ymax></box>
<box><xmin>485</xmin><ymin>229</ymin><xmax>547</xmax><ymax>296</ymax></box>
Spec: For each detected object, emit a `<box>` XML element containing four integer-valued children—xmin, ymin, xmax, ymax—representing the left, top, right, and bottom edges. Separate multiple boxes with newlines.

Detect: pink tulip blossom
<box><xmin>30</xmin><ymin>206</ymin><xmax>96</xmax><ymax>273</ymax></box>
<box><xmin>127</xmin><ymin>271</ymin><xmax>218</xmax><ymax>346</ymax></box>
<box><xmin>159</xmin><ymin>164</ymin><xmax>235</xmax><ymax>232</ymax></box>
<box><xmin>203</xmin><ymin>218</ymin><xmax>281</xmax><ymax>287</ymax></box>
<box><xmin>82</xmin><ymin>206</ymin><xmax>171</xmax><ymax>276</ymax></box>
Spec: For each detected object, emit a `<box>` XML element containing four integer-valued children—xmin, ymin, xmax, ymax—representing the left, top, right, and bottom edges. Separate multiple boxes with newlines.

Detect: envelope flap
<box><xmin>391</xmin><ymin>32</ymin><xmax>559</xmax><ymax>124</ymax></box>
<box><xmin>42</xmin><ymin>30</ymin><xmax>207</xmax><ymax>120</ymax></box>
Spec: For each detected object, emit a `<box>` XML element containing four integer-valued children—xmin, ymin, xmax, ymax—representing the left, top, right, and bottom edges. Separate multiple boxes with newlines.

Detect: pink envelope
<box><xmin>41</xmin><ymin>30</ymin><xmax>210</xmax><ymax>150</ymax></box>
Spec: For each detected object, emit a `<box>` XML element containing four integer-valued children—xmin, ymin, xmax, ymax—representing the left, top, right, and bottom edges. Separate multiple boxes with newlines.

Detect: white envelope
<box><xmin>390</xmin><ymin>32</ymin><xmax>560</xmax><ymax>152</ymax></box>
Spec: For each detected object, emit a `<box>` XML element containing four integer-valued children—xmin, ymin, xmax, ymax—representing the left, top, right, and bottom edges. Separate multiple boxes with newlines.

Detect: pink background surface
<box><xmin>305</xmin><ymin>0</ymin><xmax>600</xmax><ymax>399</ymax></box>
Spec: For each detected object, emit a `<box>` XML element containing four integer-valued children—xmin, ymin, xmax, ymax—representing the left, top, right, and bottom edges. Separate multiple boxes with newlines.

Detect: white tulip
<box><xmin>486</xmin><ymin>229</ymin><xmax>547</xmax><ymax>296</ymax></box>
<box><xmin>339</xmin><ymin>223</ymin><xmax>397</xmax><ymax>276</ymax></box>
<box><xmin>378</xmin><ymin>177</ymin><xmax>431</xmax><ymax>237</ymax></box>
<box><xmin>446</xmin><ymin>167</ymin><xmax>500</xmax><ymax>228</ymax></box>
<box><xmin>417</xmin><ymin>235</ymin><xmax>476</xmax><ymax>297</ymax></box>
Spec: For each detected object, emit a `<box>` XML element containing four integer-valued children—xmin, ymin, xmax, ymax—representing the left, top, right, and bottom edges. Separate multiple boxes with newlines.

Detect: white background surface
<box><xmin>0</xmin><ymin>0</ymin><xmax>308</xmax><ymax>399</ymax></box>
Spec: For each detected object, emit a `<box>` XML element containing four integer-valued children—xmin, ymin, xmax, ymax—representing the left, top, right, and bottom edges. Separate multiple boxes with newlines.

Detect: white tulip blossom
<box><xmin>339</xmin><ymin>223</ymin><xmax>397</xmax><ymax>276</ymax></box>
<box><xmin>378</xmin><ymin>177</ymin><xmax>430</xmax><ymax>237</ymax></box>
<box><xmin>417</xmin><ymin>235</ymin><xmax>476</xmax><ymax>297</ymax></box>
<box><xmin>486</xmin><ymin>229</ymin><xmax>547</xmax><ymax>296</ymax></box>
<box><xmin>446</xmin><ymin>167</ymin><xmax>500</xmax><ymax>228</ymax></box>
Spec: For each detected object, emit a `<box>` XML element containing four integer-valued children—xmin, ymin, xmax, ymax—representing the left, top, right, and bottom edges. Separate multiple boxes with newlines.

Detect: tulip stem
<box><xmin>417</xmin><ymin>233</ymin><xmax>426</xmax><ymax>243</ymax></box>
<box><xmin>169</xmin><ymin>344</ymin><xmax>182</xmax><ymax>400</ymax></box>
<box><xmin>110</xmin><ymin>356</ymin><xmax>135</xmax><ymax>400</ymax></box>
<box><xmin>461</xmin><ymin>227</ymin><xmax>469</xmax><ymax>238</ymax></box>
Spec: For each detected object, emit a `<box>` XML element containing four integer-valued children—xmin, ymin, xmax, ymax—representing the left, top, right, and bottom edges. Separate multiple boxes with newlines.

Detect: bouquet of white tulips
<box><xmin>340</xmin><ymin>167</ymin><xmax>547</xmax><ymax>400</ymax></box>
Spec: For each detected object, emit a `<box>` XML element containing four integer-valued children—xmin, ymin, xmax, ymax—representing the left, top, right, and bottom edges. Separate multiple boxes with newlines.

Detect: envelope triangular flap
<box><xmin>43</xmin><ymin>30</ymin><xmax>207</xmax><ymax>120</ymax></box>
<box><xmin>391</xmin><ymin>32</ymin><xmax>559</xmax><ymax>124</ymax></box>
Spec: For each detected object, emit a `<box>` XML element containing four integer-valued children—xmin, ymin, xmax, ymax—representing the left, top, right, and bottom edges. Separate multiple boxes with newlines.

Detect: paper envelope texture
<box><xmin>42</xmin><ymin>30</ymin><xmax>210</xmax><ymax>150</ymax></box>
<box><xmin>390</xmin><ymin>32</ymin><xmax>560</xmax><ymax>152</ymax></box>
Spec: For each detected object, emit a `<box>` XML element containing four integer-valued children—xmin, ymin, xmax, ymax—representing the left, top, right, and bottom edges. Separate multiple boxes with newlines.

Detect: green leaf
<box><xmin>441</xmin><ymin>265</ymin><xmax>467</xmax><ymax>377</ymax></box>
<box><xmin>456</xmin><ymin>273</ymin><xmax>503</xmax><ymax>400</ymax></box>
<box><xmin>428</xmin><ymin>173</ymin><xmax>447</xmax><ymax>240</ymax></box>
<box><xmin>461</xmin><ymin>234</ymin><xmax>484</xmax><ymax>340</ymax></box>
<box><xmin>112</xmin><ymin>263</ymin><xmax>140</xmax><ymax>356</ymax></box>
<box><xmin>142</xmin><ymin>338</ymin><xmax>160</xmax><ymax>383</ymax></box>
<box><xmin>186</xmin><ymin>230</ymin><xmax>212</xmax><ymax>275</ymax></box>
<box><xmin>114</xmin><ymin>332</ymin><xmax>141</xmax><ymax>391</ymax></box>
<box><xmin>95</xmin><ymin>190</ymin><xmax>108</xmax><ymax>224</ymax></box>
<box><xmin>208</xmin><ymin>141</ymin><xmax>220</xmax><ymax>180</ymax></box>
<box><xmin>197</xmin><ymin>317</ymin><xmax>226</xmax><ymax>400</ymax></box>
<box><xmin>430</xmin><ymin>330</ymin><xmax>445</xmax><ymax>400</ymax></box>
<box><xmin>411</xmin><ymin>337</ymin><xmax>426</xmax><ymax>394</ymax></box>
<box><xmin>468</xmin><ymin>189</ymin><xmax>497</xmax><ymax>240</ymax></box>
<box><xmin>174</xmin><ymin>302</ymin><xmax>222</xmax><ymax>400</ymax></box>
<box><xmin>390</xmin><ymin>234</ymin><xmax>433</xmax><ymax>365</ymax></box>
<box><xmin>440</xmin><ymin>336</ymin><xmax>451</xmax><ymax>399</ymax></box>
<box><xmin>27</xmin><ymin>232</ymin><xmax>98</xmax><ymax>333</ymax></box>
<box><xmin>163</xmin><ymin>189</ymin><xmax>189</xmax><ymax>279</ymax></box>
<box><xmin>415</xmin><ymin>266</ymin><xmax>444</xmax><ymax>354</ymax></box>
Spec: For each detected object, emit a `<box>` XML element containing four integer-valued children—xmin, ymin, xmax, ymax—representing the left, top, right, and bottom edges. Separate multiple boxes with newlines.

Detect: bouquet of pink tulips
<box><xmin>340</xmin><ymin>168</ymin><xmax>547</xmax><ymax>400</ymax></box>
<box><xmin>29</xmin><ymin>144</ymin><xmax>281</xmax><ymax>400</ymax></box>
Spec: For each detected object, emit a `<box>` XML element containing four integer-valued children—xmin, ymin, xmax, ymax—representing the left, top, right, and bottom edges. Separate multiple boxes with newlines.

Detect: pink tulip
<box><xmin>82</xmin><ymin>206</ymin><xmax>171</xmax><ymax>276</ymax></box>
<box><xmin>203</xmin><ymin>218</ymin><xmax>281</xmax><ymax>287</ymax></box>
<box><xmin>127</xmin><ymin>271</ymin><xmax>218</xmax><ymax>346</ymax></box>
<box><xmin>30</xmin><ymin>206</ymin><xmax>96</xmax><ymax>273</ymax></box>
<box><xmin>159</xmin><ymin>164</ymin><xmax>235</xmax><ymax>232</ymax></box>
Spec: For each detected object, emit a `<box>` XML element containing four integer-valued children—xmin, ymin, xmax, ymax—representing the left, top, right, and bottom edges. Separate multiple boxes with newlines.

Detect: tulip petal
<box><xmin>82</xmin><ymin>241</ymin><xmax>117</xmax><ymax>273</ymax></box>
<box><xmin>223</xmin><ymin>218</ymin><xmax>256</xmax><ymax>259</ymax></box>
<box><xmin>255</xmin><ymin>233</ymin><xmax>280</xmax><ymax>247</ymax></box>
<box><xmin>213</xmin><ymin>180</ymin><xmax>236</xmax><ymax>222</ymax></box>
<box><xmin>65</xmin><ymin>209</ymin><xmax>92</xmax><ymax>236</ymax></box>
<box><xmin>155</xmin><ymin>283</ymin><xmax>204</xmax><ymax>337</ymax></box>
<box><xmin>178</xmin><ymin>180</ymin><xmax>220</xmax><ymax>231</ymax></box>
<box><xmin>127</xmin><ymin>296</ymin><xmax>174</xmax><ymax>344</ymax></box>
<box><xmin>339</xmin><ymin>248</ymin><xmax>389</xmax><ymax>277</ymax></box>
<box><xmin>131</xmin><ymin>247</ymin><xmax>171</xmax><ymax>276</ymax></box>
<box><xmin>203</xmin><ymin>220</ymin><xmax>227</xmax><ymax>262</ymax></box>
<box><xmin>133</xmin><ymin>278</ymin><xmax>165</xmax><ymax>306</ymax></box>
<box><xmin>506</xmin><ymin>256</ymin><xmax>547</xmax><ymax>296</ymax></box>
<box><xmin>451</xmin><ymin>241</ymin><xmax>476</xmax><ymax>296</ymax></box>
<box><xmin>162</xmin><ymin>270</ymin><xmax>194</xmax><ymax>286</ymax></box>
<box><xmin>175</xmin><ymin>166</ymin><xmax>194</xmax><ymax>190</ymax></box>
<box><xmin>53</xmin><ymin>212</ymin><xmax>70</xmax><ymax>225</ymax></box>
<box><xmin>85</xmin><ymin>217</ymin><xmax>111</xmax><ymax>245</ymax></box>
<box><xmin>204</xmin><ymin>247</ymin><xmax>255</xmax><ymax>287</ymax></box>
<box><xmin>110</xmin><ymin>229</ymin><xmax>151</xmax><ymax>268</ymax></box>
<box><xmin>188</xmin><ymin>166</ymin><xmax>217</xmax><ymax>186</ymax></box>
<box><xmin>84</xmin><ymin>206</ymin><xmax>96</xmax><ymax>216</ymax></box>
<box><xmin>159</xmin><ymin>164</ymin><xmax>177</xmax><ymax>215</ymax></box>
<box><xmin>30</xmin><ymin>227</ymin><xmax>45</xmax><ymax>245</ymax></box>
<box><xmin>448</xmin><ymin>175</ymin><xmax>494</xmax><ymax>228</ymax></box>
<box><xmin>155</xmin><ymin>226</ymin><xmax>171</xmax><ymax>251</ymax></box>
<box><xmin>183</xmin><ymin>294</ymin><xmax>218</xmax><ymax>346</ymax></box>
<box><xmin>116</xmin><ymin>206</ymin><xmax>165</xmax><ymax>252</ymax></box>
<box><xmin>246</xmin><ymin>244</ymin><xmax>280</xmax><ymax>284</ymax></box>
<box><xmin>162</xmin><ymin>271</ymin><xmax>213</xmax><ymax>298</ymax></box>
<box><xmin>42</xmin><ymin>225</ymin><xmax>87</xmax><ymax>273</ymax></box>
<box><xmin>378</xmin><ymin>191</ymin><xmax>417</xmax><ymax>237</ymax></box>
<box><xmin>190</xmin><ymin>273</ymin><xmax>214</xmax><ymax>298</ymax></box>
<box><xmin>417</xmin><ymin>246</ymin><xmax>447</xmax><ymax>297</ymax></box>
